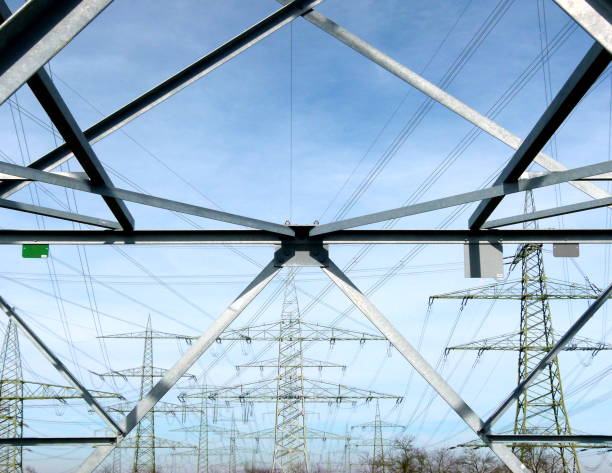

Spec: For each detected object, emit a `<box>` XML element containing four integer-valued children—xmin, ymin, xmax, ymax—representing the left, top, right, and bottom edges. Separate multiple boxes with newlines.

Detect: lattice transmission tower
<box><xmin>181</xmin><ymin>270</ymin><xmax>399</xmax><ymax>472</ymax></box>
<box><xmin>348</xmin><ymin>401</ymin><xmax>405</xmax><ymax>473</ymax></box>
<box><xmin>0</xmin><ymin>318</ymin><xmax>123</xmax><ymax>473</ymax></box>
<box><xmin>96</xmin><ymin>316</ymin><xmax>195</xmax><ymax>473</ymax></box>
<box><xmin>431</xmin><ymin>190</ymin><xmax>612</xmax><ymax>473</ymax></box>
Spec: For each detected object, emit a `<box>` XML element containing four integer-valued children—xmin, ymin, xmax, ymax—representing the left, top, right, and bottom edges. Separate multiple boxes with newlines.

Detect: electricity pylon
<box><xmin>181</xmin><ymin>272</ymin><xmax>399</xmax><ymax>472</ymax></box>
<box><xmin>430</xmin><ymin>190</ymin><xmax>612</xmax><ymax>473</ymax></box>
<box><xmin>0</xmin><ymin>318</ymin><xmax>123</xmax><ymax>473</ymax></box>
<box><xmin>349</xmin><ymin>401</ymin><xmax>405</xmax><ymax>473</ymax></box>
<box><xmin>171</xmin><ymin>398</ymin><xmax>234</xmax><ymax>473</ymax></box>
<box><xmin>97</xmin><ymin>316</ymin><xmax>195</xmax><ymax>473</ymax></box>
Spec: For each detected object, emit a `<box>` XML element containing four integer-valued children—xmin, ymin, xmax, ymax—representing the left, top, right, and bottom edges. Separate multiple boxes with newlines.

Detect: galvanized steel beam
<box><xmin>0</xmin><ymin>295</ymin><xmax>124</xmax><ymax>435</ymax></box>
<box><xmin>469</xmin><ymin>42</ymin><xmax>610</xmax><ymax>229</ymax></box>
<box><xmin>0</xmin><ymin>229</ymin><xmax>611</xmax><ymax>245</ymax></box>
<box><xmin>322</xmin><ymin>260</ymin><xmax>529</xmax><ymax>473</ymax></box>
<box><xmin>0</xmin><ymin>160</ymin><xmax>295</xmax><ymax>236</ymax></box>
<box><xmin>309</xmin><ymin>160</ymin><xmax>612</xmax><ymax>235</ymax></box>
<box><xmin>483</xmin><ymin>196</ymin><xmax>612</xmax><ymax>228</ymax></box>
<box><xmin>0</xmin><ymin>0</ymin><xmax>325</xmax><ymax>200</ymax></box>
<box><xmin>0</xmin><ymin>0</ymin><xmax>113</xmax><ymax>104</ymax></box>
<box><xmin>276</xmin><ymin>0</ymin><xmax>612</xmax><ymax>205</ymax></box>
<box><xmin>0</xmin><ymin>437</ymin><xmax>116</xmax><ymax>446</ymax></box>
<box><xmin>554</xmin><ymin>0</ymin><xmax>612</xmax><ymax>53</ymax></box>
<box><xmin>486</xmin><ymin>434</ymin><xmax>612</xmax><ymax>444</ymax></box>
<box><xmin>0</xmin><ymin>198</ymin><xmax>121</xmax><ymax>229</ymax></box>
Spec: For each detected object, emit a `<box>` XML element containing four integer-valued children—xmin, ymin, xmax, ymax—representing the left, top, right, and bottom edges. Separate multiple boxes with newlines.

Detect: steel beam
<box><xmin>0</xmin><ymin>295</ymin><xmax>124</xmax><ymax>434</ymax></box>
<box><xmin>310</xmin><ymin>160</ymin><xmax>612</xmax><ymax>235</ymax></box>
<box><xmin>554</xmin><ymin>0</ymin><xmax>612</xmax><ymax>53</ymax></box>
<box><xmin>75</xmin><ymin>260</ymin><xmax>282</xmax><ymax>473</ymax></box>
<box><xmin>276</xmin><ymin>0</ymin><xmax>612</xmax><ymax>206</ymax></box>
<box><xmin>0</xmin><ymin>0</ymin><xmax>325</xmax><ymax>200</ymax></box>
<box><xmin>321</xmin><ymin>260</ymin><xmax>529</xmax><ymax>473</ymax></box>
<box><xmin>469</xmin><ymin>43</ymin><xmax>610</xmax><ymax>229</ymax></box>
<box><xmin>26</xmin><ymin>70</ymin><xmax>135</xmax><ymax>230</ymax></box>
<box><xmin>0</xmin><ymin>160</ymin><xmax>294</xmax><ymax>236</ymax></box>
<box><xmin>0</xmin><ymin>0</ymin><xmax>113</xmax><ymax>104</ymax></box>
<box><xmin>0</xmin><ymin>437</ymin><xmax>116</xmax><ymax>446</ymax></box>
<box><xmin>0</xmin><ymin>198</ymin><xmax>120</xmax><ymax>229</ymax></box>
<box><xmin>0</xmin><ymin>229</ymin><xmax>610</xmax><ymax>245</ymax></box>
<box><xmin>486</xmin><ymin>434</ymin><xmax>612</xmax><ymax>444</ymax></box>
<box><xmin>482</xmin><ymin>283</ymin><xmax>612</xmax><ymax>432</ymax></box>
<box><xmin>483</xmin><ymin>196</ymin><xmax>612</xmax><ymax>228</ymax></box>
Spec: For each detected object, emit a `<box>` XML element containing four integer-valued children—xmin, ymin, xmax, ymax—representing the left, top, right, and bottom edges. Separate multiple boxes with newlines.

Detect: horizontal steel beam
<box><xmin>0</xmin><ymin>0</ymin><xmax>325</xmax><ymax>199</ymax></box>
<box><xmin>0</xmin><ymin>437</ymin><xmax>116</xmax><ymax>446</ymax></box>
<box><xmin>522</xmin><ymin>171</ymin><xmax>612</xmax><ymax>181</ymax></box>
<box><xmin>554</xmin><ymin>0</ymin><xmax>612</xmax><ymax>54</ymax></box>
<box><xmin>469</xmin><ymin>42</ymin><xmax>610</xmax><ymax>229</ymax></box>
<box><xmin>0</xmin><ymin>229</ymin><xmax>610</xmax><ymax>245</ymax></box>
<box><xmin>280</xmin><ymin>0</ymin><xmax>612</xmax><ymax>206</ymax></box>
<box><xmin>0</xmin><ymin>198</ymin><xmax>120</xmax><ymax>229</ymax></box>
<box><xmin>0</xmin><ymin>0</ymin><xmax>112</xmax><ymax>104</ymax></box>
<box><xmin>483</xmin><ymin>196</ymin><xmax>612</xmax><ymax>228</ymax></box>
<box><xmin>310</xmin><ymin>160</ymin><xmax>612</xmax><ymax>235</ymax></box>
<box><xmin>486</xmin><ymin>434</ymin><xmax>612</xmax><ymax>445</ymax></box>
<box><xmin>0</xmin><ymin>160</ymin><xmax>294</xmax><ymax>236</ymax></box>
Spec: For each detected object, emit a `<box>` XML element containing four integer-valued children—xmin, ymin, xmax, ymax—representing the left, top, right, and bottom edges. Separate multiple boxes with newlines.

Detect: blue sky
<box><xmin>0</xmin><ymin>0</ymin><xmax>611</xmax><ymax>471</ymax></box>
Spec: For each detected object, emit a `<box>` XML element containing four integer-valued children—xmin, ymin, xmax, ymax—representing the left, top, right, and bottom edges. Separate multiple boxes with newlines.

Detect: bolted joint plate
<box><xmin>274</xmin><ymin>225</ymin><xmax>329</xmax><ymax>267</ymax></box>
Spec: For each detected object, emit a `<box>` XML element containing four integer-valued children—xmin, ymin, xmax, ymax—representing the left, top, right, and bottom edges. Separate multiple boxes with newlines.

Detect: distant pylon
<box><xmin>133</xmin><ymin>316</ymin><xmax>155</xmax><ymax>473</ymax></box>
<box><xmin>0</xmin><ymin>319</ymin><xmax>22</xmax><ymax>473</ymax></box>
<box><xmin>272</xmin><ymin>271</ymin><xmax>309</xmax><ymax>472</ymax></box>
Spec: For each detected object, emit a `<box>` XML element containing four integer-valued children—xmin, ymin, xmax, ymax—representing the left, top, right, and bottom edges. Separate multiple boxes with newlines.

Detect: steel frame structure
<box><xmin>0</xmin><ymin>1</ymin><xmax>611</xmax><ymax>472</ymax></box>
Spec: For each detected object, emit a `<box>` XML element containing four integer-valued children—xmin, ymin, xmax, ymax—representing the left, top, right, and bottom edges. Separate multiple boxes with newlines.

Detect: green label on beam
<box><xmin>22</xmin><ymin>244</ymin><xmax>49</xmax><ymax>258</ymax></box>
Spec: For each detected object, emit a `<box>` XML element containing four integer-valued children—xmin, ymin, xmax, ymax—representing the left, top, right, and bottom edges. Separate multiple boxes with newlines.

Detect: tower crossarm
<box><xmin>212</xmin><ymin>320</ymin><xmax>386</xmax><ymax>342</ymax></box>
<box><xmin>239</xmin><ymin>427</ymin><xmax>347</xmax><ymax>440</ymax></box>
<box><xmin>92</xmin><ymin>366</ymin><xmax>196</xmax><ymax>381</ymax></box>
<box><xmin>446</xmin><ymin>331</ymin><xmax>612</xmax><ymax>353</ymax></box>
<box><xmin>430</xmin><ymin>279</ymin><xmax>606</xmax><ymax>301</ymax></box>
<box><xmin>116</xmin><ymin>435</ymin><xmax>196</xmax><ymax>449</ymax></box>
<box><xmin>1</xmin><ymin>380</ymin><xmax>124</xmax><ymax>400</ymax></box>
<box><xmin>106</xmin><ymin>400</ymin><xmax>200</xmax><ymax>413</ymax></box>
<box><xmin>179</xmin><ymin>377</ymin><xmax>402</xmax><ymax>403</ymax></box>
<box><xmin>99</xmin><ymin>330</ymin><xmax>194</xmax><ymax>341</ymax></box>
<box><xmin>236</xmin><ymin>357</ymin><xmax>346</xmax><ymax>370</ymax></box>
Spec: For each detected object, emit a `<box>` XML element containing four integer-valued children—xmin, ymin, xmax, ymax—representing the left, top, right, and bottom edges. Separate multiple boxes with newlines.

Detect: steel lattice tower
<box><xmin>272</xmin><ymin>272</ymin><xmax>309</xmax><ymax>472</ymax></box>
<box><xmin>431</xmin><ymin>191</ymin><xmax>612</xmax><ymax>472</ymax></box>
<box><xmin>0</xmin><ymin>320</ymin><xmax>22</xmax><ymax>473</ymax></box>
<box><xmin>98</xmin><ymin>316</ymin><xmax>195</xmax><ymax>473</ymax></box>
<box><xmin>133</xmin><ymin>317</ymin><xmax>155</xmax><ymax>473</ymax></box>
<box><xmin>513</xmin><ymin>190</ymin><xmax>578</xmax><ymax>471</ymax></box>
<box><xmin>372</xmin><ymin>402</ymin><xmax>384</xmax><ymax>473</ymax></box>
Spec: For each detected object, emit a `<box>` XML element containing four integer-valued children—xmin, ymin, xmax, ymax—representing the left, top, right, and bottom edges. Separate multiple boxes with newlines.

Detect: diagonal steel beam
<box><xmin>0</xmin><ymin>1</ymin><xmax>134</xmax><ymax>230</ymax></box>
<box><xmin>321</xmin><ymin>259</ymin><xmax>530</xmax><ymax>473</ymax></box>
<box><xmin>0</xmin><ymin>295</ymin><xmax>124</xmax><ymax>435</ymax></box>
<box><xmin>481</xmin><ymin>283</ymin><xmax>612</xmax><ymax>433</ymax></box>
<box><xmin>483</xmin><ymin>196</ymin><xmax>612</xmax><ymax>228</ymax></box>
<box><xmin>75</xmin><ymin>260</ymin><xmax>282</xmax><ymax>473</ymax></box>
<box><xmin>309</xmin><ymin>160</ymin><xmax>612</xmax><ymax>235</ymax></box>
<box><xmin>0</xmin><ymin>0</ymin><xmax>113</xmax><ymax>105</ymax></box>
<box><xmin>0</xmin><ymin>160</ymin><xmax>295</xmax><ymax>236</ymax></box>
<box><xmin>0</xmin><ymin>0</ymin><xmax>325</xmax><ymax>200</ymax></box>
<box><xmin>276</xmin><ymin>0</ymin><xmax>612</xmax><ymax>206</ymax></box>
<box><xmin>468</xmin><ymin>43</ymin><xmax>610</xmax><ymax>229</ymax></box>
<box><xmin>0</xmin><ymin>197</ymin><xmax>120</xmax><ymax>229</ymax></box>
<box><xmin>554</xmin><ymin>0</ymin><xmax>612</xmax><ymax>54</ymax></box>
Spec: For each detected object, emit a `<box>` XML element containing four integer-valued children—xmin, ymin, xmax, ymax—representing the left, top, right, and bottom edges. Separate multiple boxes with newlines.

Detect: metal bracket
<box><xmin>274</xmin><ymin>226</ymin><xmax>329</xmax><ymax>267</ymax></box>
